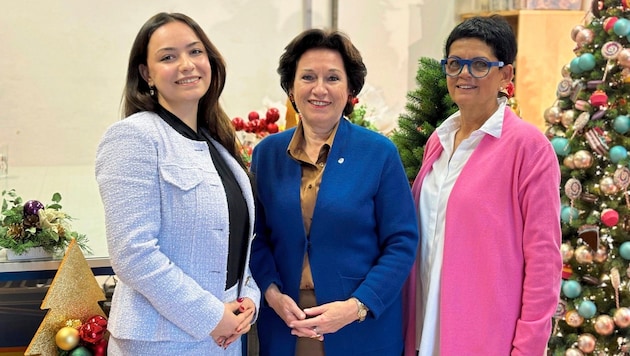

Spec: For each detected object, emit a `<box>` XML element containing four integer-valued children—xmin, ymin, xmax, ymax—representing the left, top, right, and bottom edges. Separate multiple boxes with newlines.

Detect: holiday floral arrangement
<box><xmin>0</xmin><ymin>189</ymin><xmax>91</xmax><ymax>256</ymax></box>
<box><xmin>232</xmin><ymin>106</ymin><xmax>283</xmax><ymax>167</ymax></box>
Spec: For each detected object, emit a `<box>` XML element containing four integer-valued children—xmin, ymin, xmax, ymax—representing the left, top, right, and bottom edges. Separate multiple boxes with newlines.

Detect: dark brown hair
<box><xmin>278</xmin><ymin>28</ymin><xmax>367</xmax><ymax>116</ymax></box>
<box><xmin>122</xmin><ymin>12</ymin><xmax>244</xmax><ymax>168</ymax></box>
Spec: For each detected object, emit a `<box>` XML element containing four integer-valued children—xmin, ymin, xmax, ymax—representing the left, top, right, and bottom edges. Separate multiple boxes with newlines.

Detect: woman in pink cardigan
<box><xmin>403</xmin><ymin>15</ymin><xmax>562</xmax><ymax>355</ymax></box>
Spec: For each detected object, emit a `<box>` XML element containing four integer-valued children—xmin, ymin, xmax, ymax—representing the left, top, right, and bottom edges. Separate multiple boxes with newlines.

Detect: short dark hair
<box><xmin>277</xmin><ymin>29</ymin><xmax>367</xmax><ymax>116</ymax></box>
<box><xmin>444</xmin><ymin>15</ymin><xmax>517</xmax><ymax>65</ymax></box>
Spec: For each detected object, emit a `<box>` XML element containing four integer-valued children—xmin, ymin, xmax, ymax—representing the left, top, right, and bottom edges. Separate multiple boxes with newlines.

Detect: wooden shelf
<box><xmin>461</xmin><ymin>10</ymin><xmax>587</xmax><ymax>130</ymax></box>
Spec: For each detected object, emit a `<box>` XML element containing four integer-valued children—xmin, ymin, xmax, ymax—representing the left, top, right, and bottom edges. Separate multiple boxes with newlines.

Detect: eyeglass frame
<box><xmin>440</xmin><ymin>56</ymin><xmax>505</xmax><ymax>79</ymax></box>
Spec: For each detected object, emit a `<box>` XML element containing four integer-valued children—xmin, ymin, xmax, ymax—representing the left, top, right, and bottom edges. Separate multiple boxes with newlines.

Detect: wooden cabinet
<box><xmin>461</xmin><ymin>10</ymin><xmax>586</xmax><ymax>131</ymax></box>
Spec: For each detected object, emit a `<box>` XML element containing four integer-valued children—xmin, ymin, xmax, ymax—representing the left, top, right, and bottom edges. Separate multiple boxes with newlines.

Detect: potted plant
<box><xmin>0</xmin><ymin>189</ymin><xmax>91</xmax><ymax>260</ymax></box>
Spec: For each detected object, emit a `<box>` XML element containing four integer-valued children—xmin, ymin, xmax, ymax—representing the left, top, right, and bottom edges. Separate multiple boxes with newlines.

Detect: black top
<box><xmin>156</xmin><ymin>105</ymin><xmax>249</xmax><ymax>289</ymax></box>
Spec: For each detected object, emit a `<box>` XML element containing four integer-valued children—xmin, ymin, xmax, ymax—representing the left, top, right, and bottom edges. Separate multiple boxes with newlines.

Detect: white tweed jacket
<box><xmin>95</xmin><ymin>111</ymin><xmax>259</xmax><ymax>342</ymax></box>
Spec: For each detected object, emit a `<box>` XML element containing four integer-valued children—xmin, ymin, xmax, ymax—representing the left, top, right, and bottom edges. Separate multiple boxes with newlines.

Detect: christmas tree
<box><xmin>545</xmin><ymin>1</ymin><xmax>630</xmax><ymax>354</ymax></box>
<box><xmin>391</xmin><ymin>57</ymin><xmax>457</xmax><ymax>182</ymax></box>
<box><xmin>26</xmin><ymin>240</ymin><xmax>108</xmax><ymax>356</ymax></box>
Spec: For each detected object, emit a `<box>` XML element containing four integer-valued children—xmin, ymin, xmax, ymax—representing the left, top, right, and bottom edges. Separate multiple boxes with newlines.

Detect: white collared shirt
<box><xmin>417</xmin><ymin>98</ymin><xmax>507</xmax><ymax>355</ymax></box>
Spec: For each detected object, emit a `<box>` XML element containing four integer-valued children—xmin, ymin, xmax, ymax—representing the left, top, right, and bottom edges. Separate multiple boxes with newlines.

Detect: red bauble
<box><xmin>604</xmin><ymin>17</ymin><xmax>619</xmax><ymax>33</ymax></box>
<box><xmin>266</xmin><ymin>108</ymin><xmax>280</xmax><ymax>123</ymax></box>
<box><xmin>88</xmin><ymin>338</ymin><xmax>108</xmax><ymax>356</ymax></box>
<box><xmin>589</xmin><ymin>90</ymin><xmax>608</xmax><ymax>107</ymax></box>
<box><xmin>257</xmin><ymin>119</ymin><xmax>268</xmax><ymax>133</ymax></box>
<box><xmin>267</xmin><ymin>123</ymin><xmax>279</xmax><ymax>133</ymax></box>
<box><xmin>247</xmin><ymin>111</ymin><xmax>260</xmax><ymax>121</ymax></box>
<box><xmin>79</xmin><ymin>315</ymin><xmax>108</xmax><ymax>344</ymax></box>
<box><xmin>231</xmin><ymin>117</ymin><xmax>245</xmax><ymax>131</ymax></box>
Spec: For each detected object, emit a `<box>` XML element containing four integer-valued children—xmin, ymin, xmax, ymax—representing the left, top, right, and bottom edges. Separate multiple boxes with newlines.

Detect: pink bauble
<box><xmin>576</xmin><ymin>29</ymin><xmax>595</xmax><ymax>47</ymax></box>
<box><xmin>561</xmin><ymin>243</ymin><xmax>575</xmax><ymax>262</ymax></box>
<box><xmin>615</xmin><ymin>307</ymin><xmax>630</xmax><ymax>328</ymax></box>
<box><xmin>594</xmin><ymin>314</ymin><xmax>615</xmax><ymax>335</ymax></box>
<box><xmin>573</xmin><ymin>150</ymin><xmax>594</xmax><ymax>169</ymax></box>
<box><xmin>601</xmin><ymin>208</ymin><xmax>619</xmax><ymax>227</ymax></box>
<box><xmin>571</xmin><ymin>25</ymin><xmax>585</xmax><ymax>41</ymax></box>
<box><xmin>600</xmin><ymin>177</ymin><xmax>619</xmax><ymax>195</ymax></box>
<box><xmin>619</xmin><ymin>48</ymin><xmax>630</xmax><ymax>68</ymax></box>
<box><xmin>577</xmin><ymin>333</ymin><xmax>596</xmax><ymax>353</ymax></box>
<box><xmin>575</xmin><ymin>245</ymin><xmax>593</xmax><ymax>264</ymax></box>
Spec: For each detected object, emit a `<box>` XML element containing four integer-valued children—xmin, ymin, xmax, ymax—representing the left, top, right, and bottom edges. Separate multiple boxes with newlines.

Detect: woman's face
<box><xmin>140</xmin><ymin>21</ymin><xmax>211</xmax><ymax>114</ymax></box>
<box><xmin>291</xmin><ymin>48</ymin><xmax>350</xmax><ymax>128</ymax></box>
<box><xmin>446</xmin><ymin>38</ymin><xmax>512</xmax><ymax>112</ymax></box>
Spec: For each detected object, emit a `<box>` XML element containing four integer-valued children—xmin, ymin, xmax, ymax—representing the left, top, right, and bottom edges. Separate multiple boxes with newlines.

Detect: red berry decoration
<box><xmin>23</xmin><ymin>200</ymin><xmax>44</xmax><ymax>217</ymax></box>
<box><xmin>79</xmin><ymin>315</ymin><xmax>108</xmax><ymax>344</ymax></box>
<box><xmin>248</xmin><ymin>111</ymin><xmax>259</xmax><ymax>121</ymax></box>
<box><xmin>267</xmin><ymin>123</ymin><xmax>279</xmax><ymax>133</ymax></box>
<box><xmin>231</xmin><ymin>117</ymin><xmax>245</xmax><ymax>131</ymax></box>
<box><xmin>266</xmin><ymin>107</ymin><xmax>280</xmax><ymax>123</ymax></box>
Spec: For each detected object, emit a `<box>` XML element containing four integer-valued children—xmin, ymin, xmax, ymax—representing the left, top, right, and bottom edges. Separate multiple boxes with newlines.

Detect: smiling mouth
<box><xmin>176</xmin><ymin>77</ymin><xmax>200</xmax><ymax>84</ymax></box>
<box><xmin>309</xmin><ymin>100</ymin><xmax>330</xmax><ymax>106</ymax></box>
<box><xmin>456</xmin><ymin>84</ymin><xmax>476</xmax><ymax>89</ymax></box>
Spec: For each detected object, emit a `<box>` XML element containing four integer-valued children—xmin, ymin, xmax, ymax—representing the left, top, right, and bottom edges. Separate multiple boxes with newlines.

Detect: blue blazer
<box><xmin>250</xmin><ymin>118</ymin><xmax>418</xmax><ymax>356</ymax></box>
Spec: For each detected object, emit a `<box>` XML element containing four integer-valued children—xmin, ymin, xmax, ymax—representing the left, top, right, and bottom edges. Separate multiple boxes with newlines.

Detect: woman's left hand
<box><xmin>288</xmin><ymin>298</ymin><xmax>357</xmax><ymax>339</ymax></box>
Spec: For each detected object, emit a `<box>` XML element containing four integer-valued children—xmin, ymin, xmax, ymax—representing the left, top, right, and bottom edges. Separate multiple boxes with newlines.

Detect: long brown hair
<box><xmin>122</xmin><ymin>12</ymin><xmax>245</xmax><ymax>168</ymax></box>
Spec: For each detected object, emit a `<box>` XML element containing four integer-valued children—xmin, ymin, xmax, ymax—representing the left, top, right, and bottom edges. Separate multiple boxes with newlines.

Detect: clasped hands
<box><xmin>265</xmin><ymin>285</ymin><xmax>358</xmax><ymax>342</ymax></box>
<box><xmin>211</xmin><ymin>297</ymin><xmax>255</xmax><ymax>349</ymax></box>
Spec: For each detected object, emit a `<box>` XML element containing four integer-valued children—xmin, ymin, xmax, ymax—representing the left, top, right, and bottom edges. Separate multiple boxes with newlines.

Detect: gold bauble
<box><xmin>575</xmin><ymin>245</ymin><xmax>593</xmax><ymax>264</ymax></box>
<box><xmin>563</xmin><ymin>154</ymin><xmax>576</xmax><ymax>169</ymax></box>
<box><xmin>573</xmin><ymin>150</ymin><xmax>593</xmax><ymax>169</ymax></box>
<box><xmin>561</xmin><ymin>242</ymin><xmax>574</xmax><ymax>262</ymax></box>
<box><xmin>577</xmin><ymin>333</ymin><xmax>596</xmax><ymax>353</ymax></box>
<box><xmin>600</xmin><ymin>176</ymin><xmax>619</xmax><ymax>195</ymax></box>
<box><xmin>544</xmin><ymin>106</ymin><xmax>562</xmax><ymax>124</ymax></box>
<box><xmin>561</xmin><ymin>109</ymin><xmax>576</xmax><ymax>128</ymax></box>
<box><xmin>55</xmin><ymin>326</ymin><xmax>79</xmax><ymax>351</ymax></box>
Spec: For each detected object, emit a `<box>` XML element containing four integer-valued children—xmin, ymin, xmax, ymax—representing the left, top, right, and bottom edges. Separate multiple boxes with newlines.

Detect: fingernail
<box><xmin>239</xmin><ymin>305</ymin><xmax>245</xmax><ymax>311</ymax></box>
<box><xmin>237</xmin><ymin>297</ymin><xmax>244</xmax><ymax>303</ymax></box>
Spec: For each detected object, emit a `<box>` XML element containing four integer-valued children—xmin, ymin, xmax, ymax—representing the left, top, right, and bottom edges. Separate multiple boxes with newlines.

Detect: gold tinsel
<box><xmin>25</xmin><ymin>239</ymin><xmax>106</xmax><ymax>356</ymax></box>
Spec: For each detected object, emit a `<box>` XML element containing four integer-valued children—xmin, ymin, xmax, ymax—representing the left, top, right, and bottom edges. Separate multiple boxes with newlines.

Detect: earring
<box><xmin>149</xmin><ymin>86</ymin><xmax>155</xmax><ymax>96</ymax></box>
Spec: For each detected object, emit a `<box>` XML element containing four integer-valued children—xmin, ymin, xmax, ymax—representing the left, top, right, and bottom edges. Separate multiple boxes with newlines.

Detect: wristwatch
<box><xmin>353</xmin><ymin>298</ymin><xmax>369</xmax><ymax>322</ymax></box>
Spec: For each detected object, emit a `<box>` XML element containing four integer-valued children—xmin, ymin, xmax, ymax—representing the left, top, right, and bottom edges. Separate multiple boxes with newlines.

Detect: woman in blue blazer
<box><xmin>96</xmin><ymin>13</ymin><xmax>259</xmax><ymax>355</ymax></box>
<box><xmin>250</xmin><ymin>29</ymin><xmax>418</xmax><ymax>356</ymax></box>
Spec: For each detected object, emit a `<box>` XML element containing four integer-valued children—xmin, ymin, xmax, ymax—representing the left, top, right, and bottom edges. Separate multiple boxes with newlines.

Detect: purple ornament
<box><xmin>23</xmin><ymin>200</ymin><xmax>44</xmax><ymax>217</ymax></box>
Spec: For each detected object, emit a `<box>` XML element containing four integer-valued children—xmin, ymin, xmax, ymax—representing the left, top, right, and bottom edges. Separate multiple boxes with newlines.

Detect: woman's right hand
<box><xmin>265</xmin><ymin>284</ymin><xmax>313</xmax><ymax>337</ymax></box>
<box><xmin>211</xmin><ymin>300</ymin><xmax>254</xmax><ymax>349</ymax></box>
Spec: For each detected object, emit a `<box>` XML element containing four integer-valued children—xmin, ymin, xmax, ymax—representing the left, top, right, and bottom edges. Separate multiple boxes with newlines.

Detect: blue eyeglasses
<box><xmin>440</xmin><ymin>57</ymin><xmax>505</xmax><ymax>78</ymax></box>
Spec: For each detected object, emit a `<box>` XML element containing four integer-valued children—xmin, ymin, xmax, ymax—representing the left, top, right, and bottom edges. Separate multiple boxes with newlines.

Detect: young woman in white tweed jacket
<box><xmin>95</xmin><ymin>12</ymin><xmax>259</xmax><ymax>356</ymax></box>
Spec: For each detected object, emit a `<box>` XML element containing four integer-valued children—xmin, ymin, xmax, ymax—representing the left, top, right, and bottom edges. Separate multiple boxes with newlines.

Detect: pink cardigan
<box><xmin>403</xmin><ymin>107</ymin><xmax>562</xmax><ymax>355</ymax></box>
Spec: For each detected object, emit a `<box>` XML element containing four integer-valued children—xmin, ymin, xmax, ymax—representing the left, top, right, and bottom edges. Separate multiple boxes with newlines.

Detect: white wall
<box><xmin>0</xmin><ymin>1</ymin><xmax>455</xmax><ymax>256</ymax></box>
<box><xmin>0</xmin><ymin>0</ymin><xmax>455</xmax><ymax>167</ymax></box>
